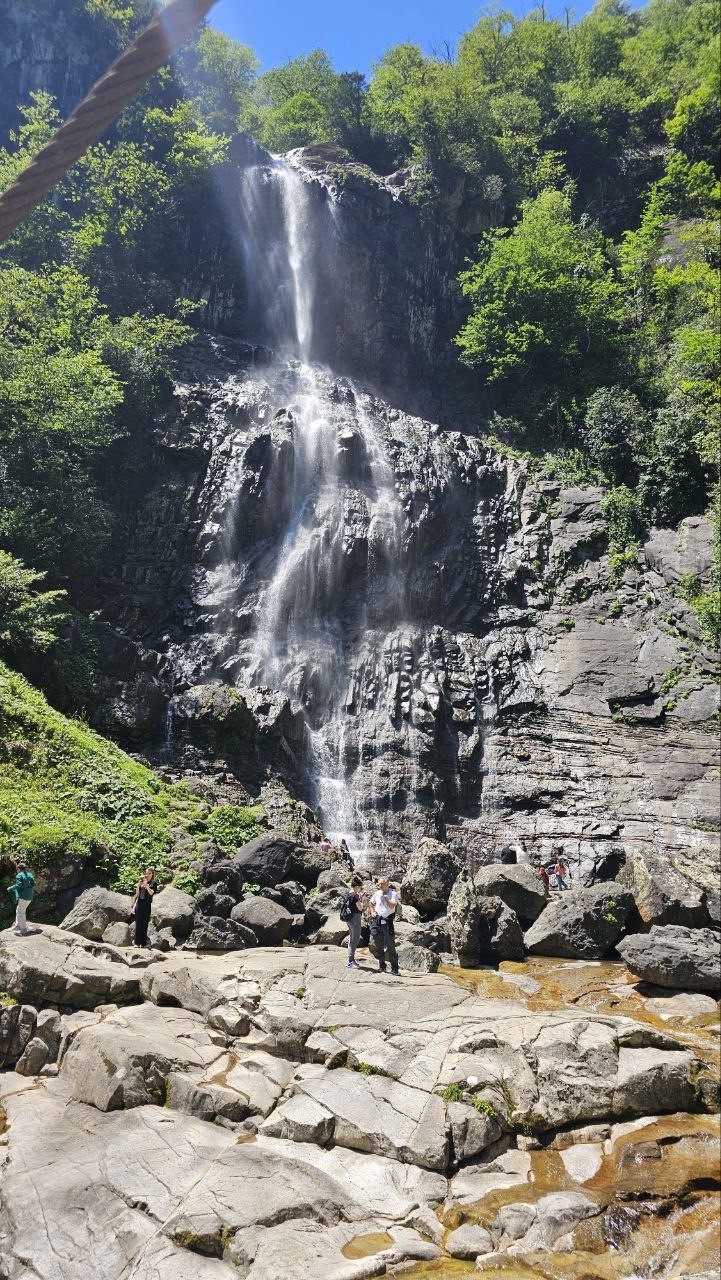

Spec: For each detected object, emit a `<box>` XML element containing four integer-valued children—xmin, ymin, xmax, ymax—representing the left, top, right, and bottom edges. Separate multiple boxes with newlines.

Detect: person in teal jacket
<box><xmin>8</xmin><ymin>861</ymin><xmax>35</xmax><ymax>935</ymax></box>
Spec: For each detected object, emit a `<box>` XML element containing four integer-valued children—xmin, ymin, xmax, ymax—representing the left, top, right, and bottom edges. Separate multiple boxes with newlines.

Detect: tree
<box><xmin>456</xmin><ymin>189</ymin><xmax>624</xmax><ymax>418</ymax></box>
<box><xmin>0</xmin><ymin>552</ymin><xmax>67</xmax><ymax>662</ymax></box>
<box><xmin>583</xmin><ymin>386</ymin><xmax>648</xmax><ymax>481</ymax></box>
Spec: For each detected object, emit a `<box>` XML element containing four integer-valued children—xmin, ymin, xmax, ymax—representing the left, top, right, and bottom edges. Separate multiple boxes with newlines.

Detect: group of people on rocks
<box><xmin>341</xmin><ymin>874</ymin><xmax>400</xmax><ymax>975</ymax></box>
<box><xmin>4</xmin><ymin>859</ymin><xmax>157</xmax><ymax>947</ymax></box>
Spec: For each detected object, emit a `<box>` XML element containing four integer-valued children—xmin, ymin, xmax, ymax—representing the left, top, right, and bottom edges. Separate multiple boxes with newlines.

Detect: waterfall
<box><xmin>228</xmin><ymin>156</ymin><xmax>411</xmax><ymax>859</ymax></box>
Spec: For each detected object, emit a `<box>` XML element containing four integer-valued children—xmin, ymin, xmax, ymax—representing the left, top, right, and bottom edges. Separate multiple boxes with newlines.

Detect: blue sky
<box><xmin>210</xmin><ymin>0</ymin><xmax>616</xmax><ymax>74</ymax></box>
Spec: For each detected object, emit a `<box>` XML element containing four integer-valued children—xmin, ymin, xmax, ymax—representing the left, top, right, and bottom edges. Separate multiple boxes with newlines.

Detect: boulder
<box><xmin>230</xmin><ymin>894</ymin><xmax>292</xmax><ymax>945</ymax></box>
<box><xmin>0</xmin><ymin>925</ymin><xmax>159</xmax><ymax>1009</ymax></box>
<box><xmin>263</xmin><ymin>880</ymin><xmax>306</xmax><ymax>914</ymax></box>
<box><xmin>151</xmin><ymin>886</ymin><xmax>196</xmax><ymax>939</ymax></box>
<box><xmin>303</xmin><ymin>887</ymin><xmax>345</xmax><ymax>934</ymax></box>
<box><xmin>237</xmin><ymin>833</ymin><xmax>335</xmax><ymax>892</ymax></box>
<box><xmin>445</xmin><ymin>1223</ymin><xmax>493</xmax><ymax>1259</ymax></box>
<box><xmin>195</xmin><ymin>887</ymin><xmax>237</xmax><ymax>919</ymax></box>
<box><xmin>101</xmin><ymin>922</ymin><xmax>132</xmax><ymax>947</ymax></box>
<box><xmin>197</xmin><ymin>849</ymin><xmax>244</xmax><ymax>899</ymax></box>
<box><xmin>617</xmin><ymin>926</ymin><xmax>721</xmax><ymax>992</ymax></box>
<box><xmin>618</xmin><ymin>851</ymin><xmax>708</xmax><ymax>928</ymax></box>
<box><xmin>471</xmin><ymin>862</ymin><xmax>548</xmax><ymax>925</ymax></box>
<box><xmin>185</xmin><ymin>917</ymin><xmax>255</xmax><ymax>952</ymax></box>
<box><xmin>524</xmin><ymin>882</ymin><xmax>635</xmax><ymax>959</ymax></box>
<box><xmin>59</xmin><ymin>886</ymin><xmax>133</xmax><ymax>941</ymax></box>
<box><xmin>0</xmin><ymin>1002</ymin><xmax>36</xmax><ymax>1068</ymax></box>
<box><xmin>448</xmin><ymin>875</ymin><xmax>525</xmax><ymax>966</ymax></box>
<box><xmin>395</xmin><ymin>943</ymin><xmax>439</xmax><ymax>973</ymax></box>
<box><xmin>401</xmin><ymin>838</ymin><xmax>462</xmax><ymax>916</ymax></box>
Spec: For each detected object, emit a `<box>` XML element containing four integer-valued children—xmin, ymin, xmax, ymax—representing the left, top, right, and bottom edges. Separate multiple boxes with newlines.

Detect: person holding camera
<box><xmin>132</xmin><ymin>867</ymin><xmax>156</xmax><ymax>947</ymax></box>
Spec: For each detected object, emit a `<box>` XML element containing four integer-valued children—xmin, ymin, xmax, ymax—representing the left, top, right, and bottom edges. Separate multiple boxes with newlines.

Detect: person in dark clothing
<box><xmin>345</xmin><ymin>875</ymin><xmax>364</xmax><ymax>969</ymax></box>
<box><xmin>369</xmin><ymin>877</ymin><xmax>399</xmax><ymax>975</ymax></box>
<box><xmin>132</xmin><ymin>867</ymin><xmax>156</xmax><ymax>947</ymax></box>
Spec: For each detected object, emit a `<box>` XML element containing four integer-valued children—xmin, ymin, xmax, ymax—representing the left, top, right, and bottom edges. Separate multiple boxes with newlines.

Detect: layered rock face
<box><xmin>102</xmin><ymin>330</ymin><xmax>719</xmax><ymax>883</ymax></box>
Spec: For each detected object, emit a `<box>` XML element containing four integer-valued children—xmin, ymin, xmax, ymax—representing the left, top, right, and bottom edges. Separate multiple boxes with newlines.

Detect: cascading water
<box><xmin>218</xmin><ymin>155</ymin><xmax>412</xmax><ymax>859</ymax></box>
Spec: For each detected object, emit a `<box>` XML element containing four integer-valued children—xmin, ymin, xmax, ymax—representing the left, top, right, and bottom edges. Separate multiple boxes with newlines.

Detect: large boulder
<box><xmin>0</xmin><ymin>925</ymin><xmax>159</xmax><ymax>1009</ymax></box>
<box><xmin>151</xmin><ymin>886</ymin><xmax>196</xmax><ymax>939</ymax></box>
<box><xmin>59</xmin><ymin>886</ymin><xmax>133</xmax><ymax>941</ymax></box>
<box><xmin>401</xmin><ymin>838</ymin><xmax>462</xmax><ymax>916</ymax></box>
<box><xmin>234</xmin><ymin>832</ymin><xmax>331</xmax><ymax>889</ymax></box>
<box><xmin>185</xmin><ymin>917</ymin><xmax>255</xmax><ymax>952</ymax></box>
<box><xmin>523</xmin><ymin>882</ymin><xmax>635</xmax><ymax>959</ymax></box>
<box><xmin>471</xmin><ymin>862</ymin><xmax>548</xmax><ymax>925</ymax></box>
<box><xmin>230</xmin><ymin>895</ymin><xmax>292</xmax><ymax>945</ymax></box>
<box><xmin>618</xmin><ymin>851</ymin><xmax>708</xmax><ymax>928</ymax></box>
<box><xmin>448</xmin><ymin>876</ymin><xmax>525</xmax><ymax>966</ymax></box>
<box><xmin>617</xmin><ymin>926</ymin><xmax>721</xmax><ymax>992</ymax></box>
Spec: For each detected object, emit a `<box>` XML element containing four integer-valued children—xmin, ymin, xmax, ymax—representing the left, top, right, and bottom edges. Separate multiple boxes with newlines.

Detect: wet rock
<box><xmin>151</xmin><ymin>886</ymin><xmax>197</xmax><ymax>939</ymax></box>
<box><xmin>617</xmin><ymin>925</ymin><xmax>721</xmax><ymax>992</ymax></box>
<box><xmin>401</xmin><ymin>838</ymin><xmax>462</xmax><ymax>916</ymax></box>
<box><xmin>524</xmin><ymin>882</ymin><xmax>635</xmax><ymax>959</ymax></box>
<box><xmin>445</xmin><ymin>1222</ymin><xmax>493</xmax><ymax>1258</ymax></box>
<box><xmin>59</xmin><ymin>886</ymin><xmax>134</xmax><ymax>941</ymax></box>
<box><xmin>448</xmin><ymin>875</ymin><xmax>525</xmax><ymax>965</ymax></box>
<box><xmin>230</xmin><ymin>894</ymin><xmax>293</xmax><ymax>944</ymax></box>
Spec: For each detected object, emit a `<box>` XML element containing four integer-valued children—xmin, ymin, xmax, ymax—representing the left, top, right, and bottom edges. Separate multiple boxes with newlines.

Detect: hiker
<box><xmin>554</xmin><ymin>854</ymin><xmax>569</xmax><ymax>891</ymax></box>
<box><xmin>320</xmin><ymin>836</ymin><xmax>332</xmax><ymax>856</ymax></box>
<box><xmin>7</xmin><ymin>861</ymin><xmax>35</xmax><ymax>936</ymax></box>
<box><xmin>132</xmin><ymin>867</ymin><xmax>156</xmax><ymax>947</ymax></box>
<box><xmin>539</xmin><ymin>862</ymin><xmax>550</xmax><ymax>891</ymax></box>
<box><xmin>369</xmin><ymin>876</ymin><xmax>399</xmax><ymax>976</ymax></box>
<box><xmin>340</xmin><ymin>875</ymin><xmax>364</xmax><ymax>969</ymax></box>
<box><xmin>339</xmin><ymin>837</ymin><xmax>350</xmax><ymax>860</ymax></box>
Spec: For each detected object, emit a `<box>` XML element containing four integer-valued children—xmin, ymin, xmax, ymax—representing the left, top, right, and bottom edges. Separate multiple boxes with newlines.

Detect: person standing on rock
<box><xmin>554</xmin><ymin>854</ymin><xmax>569</xmax><ymax>891</ymax></box>
<box><xmin>342</xmin><ymin>875</ymin><xmax>364</xmax><ymax>970</ymax></box>
<box><xmin>8</xmin><ymin>861</ymin><xmax>35</xmax><ymax>935</ymax></box>
<box><xmin>369</xmin><ymin>877</ymin><xmax>399</xmax><ymax>976</ymax></box>
<box><xmin>539</xmin><ymin>862</ymin><xmax>550</xmax><ymax>892</ymax></box>
<box><xmin>132</xmin><ymin>867</ymin><xmax>156</xmax><ymax>947</ymax></box>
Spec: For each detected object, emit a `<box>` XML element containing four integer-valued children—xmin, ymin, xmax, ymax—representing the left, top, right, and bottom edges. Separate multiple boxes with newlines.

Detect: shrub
<box><xmin>206</xmin><ymin>804</ymin><xmax>266</xmax><ymax>853</ymax></box>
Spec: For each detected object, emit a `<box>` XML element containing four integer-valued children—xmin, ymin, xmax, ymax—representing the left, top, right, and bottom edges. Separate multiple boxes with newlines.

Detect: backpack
<box><xmin>339</xmin><ymin>892</ymin><xmax>355</xmax><ymax>922</ymax></box>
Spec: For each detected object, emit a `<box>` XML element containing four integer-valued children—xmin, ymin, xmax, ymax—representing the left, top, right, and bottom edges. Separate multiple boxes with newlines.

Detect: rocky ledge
<box><xmin>0</xmin><ymin>928</ymin><xmax>718</xmax><ymax>1279</ymax></box>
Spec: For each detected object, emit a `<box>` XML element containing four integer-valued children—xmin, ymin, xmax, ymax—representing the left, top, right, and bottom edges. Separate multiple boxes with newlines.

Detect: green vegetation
<box><xmin>353</xmin><ymin>1061</ymin><xmax>377</xmax><ymax>1076</ymax></box>
<box><xmin>0</xmin><ymin>660</ymin><xmax>264</xmax><ymax>892</ymax></box>
<box><xmin>441</xmin><ymin>1082</ymin><xmax>465</xmax><ymax>1102</ymax></box>
<box><xmin>206</xmin><ymin>804</ymin><xmax>266</xmax><ymax>853</ymax></box>
<box><xmin>473</xmin><ymin>1097</ymin><xmax>499</xmax><ymax>1119</ymax></box>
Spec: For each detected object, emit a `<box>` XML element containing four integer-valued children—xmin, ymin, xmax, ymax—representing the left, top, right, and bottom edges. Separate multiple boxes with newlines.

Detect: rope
<box><xmin>0</xmin><ymin>0</ymin><xmax>220</xmax><ymax>246</ymax></box>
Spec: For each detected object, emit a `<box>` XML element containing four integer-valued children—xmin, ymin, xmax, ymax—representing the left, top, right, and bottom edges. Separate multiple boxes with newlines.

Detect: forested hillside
<box><xmin>0</xmin><ymin>0</ymin><xmax>718</xmax><ymax>722</ymax></box>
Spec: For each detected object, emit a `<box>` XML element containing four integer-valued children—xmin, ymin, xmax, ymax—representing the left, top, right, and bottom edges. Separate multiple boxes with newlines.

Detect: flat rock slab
<box><xmin>0</xmin><ymin>925</ymin><xmax>163</xmax><ymax>1010</ymax></box>
<box><xmin>0</xmin><ymin>1076</ymin><xmax>441</xmax><ymax>1280</ymax></box>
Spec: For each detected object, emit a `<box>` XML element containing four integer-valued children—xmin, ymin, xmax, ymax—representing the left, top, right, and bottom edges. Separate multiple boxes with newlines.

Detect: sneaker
<box><xmin>377</xmin><ymin>966</ymin><xmax>386</xmax><ymax>973</ymax></box>
<box><xmin>390</xmin><ymin>969</ymin><xmax>399</xmax><ymax>976</ymax></box>
<box><xmin>346</xmin><ymin>960</ymin><xmax>359</xmax><ymax>969</ymax></box>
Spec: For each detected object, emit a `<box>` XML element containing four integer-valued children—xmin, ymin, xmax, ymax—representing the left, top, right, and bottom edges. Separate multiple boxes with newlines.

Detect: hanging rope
<box><xmin>0</xmin><ymin>0</ymin><xmax>220</xmax><ymax>245</ymax></box>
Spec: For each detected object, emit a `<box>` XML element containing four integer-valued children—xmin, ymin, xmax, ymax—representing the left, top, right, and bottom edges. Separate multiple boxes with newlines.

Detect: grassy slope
<box><xmin>0</xmin><ymin>661</ymin><xmax>263</xmax><ymax>894</ymax></box>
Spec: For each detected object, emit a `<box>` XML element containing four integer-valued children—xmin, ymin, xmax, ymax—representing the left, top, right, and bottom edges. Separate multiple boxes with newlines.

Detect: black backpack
<box><xmin>339</xmin><ymin>892</ymin><xmax>355</xmax><ymax>922</ymax></box>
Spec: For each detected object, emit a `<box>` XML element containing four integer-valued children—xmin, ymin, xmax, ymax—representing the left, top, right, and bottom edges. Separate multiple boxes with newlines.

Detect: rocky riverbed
<box><xmin>0</xmin><ymin>924</ymin><xmax>718</xmax><ymax>1280</ymax></box>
